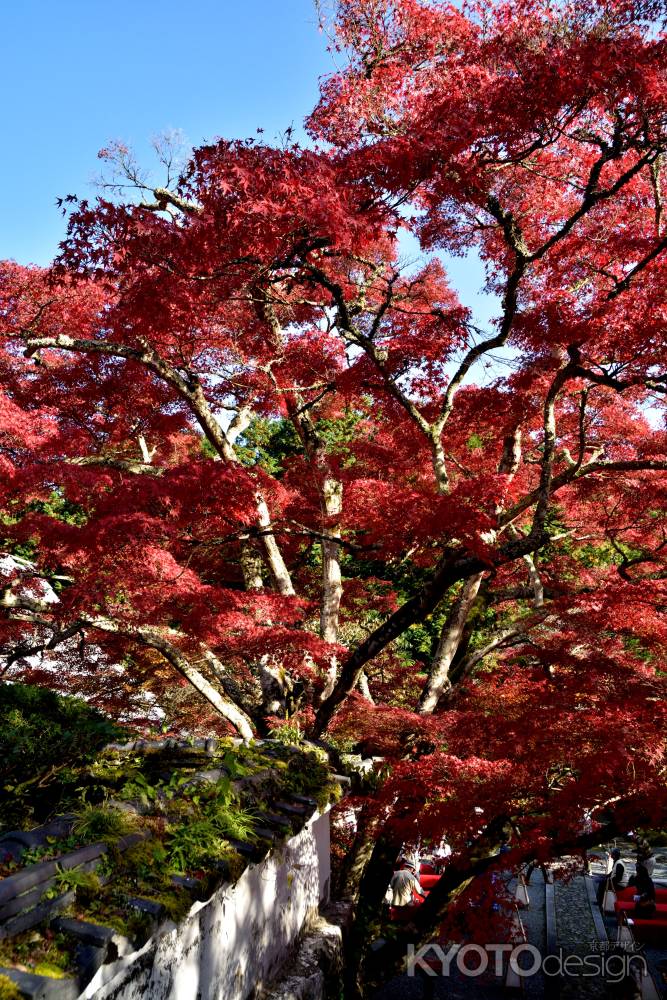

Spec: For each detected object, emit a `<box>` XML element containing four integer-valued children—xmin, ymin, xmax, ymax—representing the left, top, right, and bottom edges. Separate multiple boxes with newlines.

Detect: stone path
<box><xmin>552</xmin><ymin>875</ymin><xmax>606</xmax><ymax>1000</ymax></box>
<box><xmin>519</xmin><ymin>860</ymin><xmax>653</xmax><ymax>999</ymax></box>
<box><xmin>520</xmin><ymin>871</ymin><xmax>548</xmax><ymax>999</ymax></box>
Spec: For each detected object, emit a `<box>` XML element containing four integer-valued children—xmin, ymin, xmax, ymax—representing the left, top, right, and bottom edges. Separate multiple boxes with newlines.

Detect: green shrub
<box><xmin>166</xmin><ymin>819</ymin><xmax>234</xmax><ymax>873</ymax></box>
<box><xmin>267</xmin><ymin>722</ymin><xmax>304</xmax><ymax>746</ymax></box>
<box><xmin>283</xmin><ymin>749</ymin><xmax>342</xmax><ymax>809</ymax></box>
<box><xmin>32</xmin><ymin>963</ymin><xmax>67</xmax><ymax>979</ymax></box>
<box><xmin>206</xmin><ymin>800</ymin><xmax>257</xmax><ymax>843</ymax></box>
<box><xmin>0</xmin><ymin>682</ymin><xmax>126</xmax><ymax>832</ymax></box>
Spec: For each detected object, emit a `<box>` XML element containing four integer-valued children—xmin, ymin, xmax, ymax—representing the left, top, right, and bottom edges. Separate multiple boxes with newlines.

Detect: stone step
<box><xmin>171</xmin><ymin>874</ymin><xmax>208</xmax><ymax>900</ymax></box>
<box><xmin>51</xmin><ymin>916</ymin><xmax>117</xmax><ymax>949</ymax></box>
<box><xmin>0</xmin><ymin>843</ymin><xmax>107</xmax><ymax>907</ymax></box>
<box><xmin>256</xmin><ymin>812</ymin><xmax>293</xmax><ymax>833</ymax></box>
<box><xmin>274</xmin><ymin>800</ymin><xmax>309</xmax><ymax>816</ymax></box>
<box><xmin>0</xmin><ymin>884</ymin><xmax>50</xmax><ymax>923</ymax></box>
<box><xmin>0</xmin><ymin>832</ymin><xmax>150</xmax><ymax>931</ymax></box>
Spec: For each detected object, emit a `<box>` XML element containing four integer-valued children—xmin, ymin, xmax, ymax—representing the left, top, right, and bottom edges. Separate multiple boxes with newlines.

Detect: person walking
<box><xmin>596</xmin><ymin>848</ymin><xmax>625</xmax><ymax>905</ymax></box>
<box><xmin>636</xmin><ymin>839</ymin><xmax>656</xmax><ymax>878</ymax></box>
<box><xmin>524</xmin><ymin>858</ymin><xmax>552</xmax><ymax>884</ymax></box>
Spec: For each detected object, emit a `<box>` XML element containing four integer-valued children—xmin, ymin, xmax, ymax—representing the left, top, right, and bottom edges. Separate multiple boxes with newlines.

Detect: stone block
<box><xmin>0</xmin><ymin>884</ymin><xmax>50</xmax><ymax>923</ymax></box>
<box><xmin>0</xmin><ymin>815</ymin><xmax>76</xmax><ymax>863</ymax></box>
<box><xmin>51</xmin><ymin>917</ymin><xmax>117</xmax><ymax>949</ymax></box>
<box><xmin>0</xmin><ymin>890</ymin><xmax>75</xmax><ymax>939</ymax></box>
<box><xmin>0</xmin><ymin>843</ymin><xmax>107</xmax><ymax>907</ymax></box>
<box><xmin>75</xmin><ymin>942</ymin><xmax>107</xmax><ymax>987</ymax></box>
<box><xmin>0</xmin><ymin>967</ymin><xmax>79</xmax><ymax>1000</ymax></box>
<box><xmin>124</xmin><ymin>897</ymin><xmax>163</xmax><ymax>919</ymax></box>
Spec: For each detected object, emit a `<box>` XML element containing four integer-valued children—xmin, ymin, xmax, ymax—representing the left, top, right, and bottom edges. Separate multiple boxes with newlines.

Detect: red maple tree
<box><xmin>2</xmin><ymin>0</ymin><xmax>667</xmax><ymax>988</ymax></box>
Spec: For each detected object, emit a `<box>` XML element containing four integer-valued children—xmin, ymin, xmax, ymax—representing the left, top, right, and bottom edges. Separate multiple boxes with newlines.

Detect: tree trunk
<box><xmin>358</xmin><ymin>671</ymin><xmax>374</xmax><ymax>702</ymax></box>
<box><xmin>131</xmin><ymin>627</ymin><xmax>255</xmax><ymax>740</ymax></box>
<box><xmin>416</xmin><ymin>572</ymin><xmax>484</xmax><ymax>714</ymax></box>
<box><xmin>343</xmin><ymin>828</ymin><xmax>404</xmax><ymax>1000</ymax></box>
<box><xmin>239</xmin><ymin>542</ymin><xmax>264</xmax><ymax>590</ymax></box>
<box><xmin>258</xmin><ymin>655</ymin><xmax>287</xmax><ymax>717</ymax></box>
<box><xmin>320</xmin><ymin>476</ymin><xmax>343</xmax><ymax>700</ymax></box>
<box><xmin>255</xmin><ymin>493</ymin><xmax>296</xmax><ymax>596</ymax></box>
<box><xmin>335</xmin><ymin>802</ymin><xmax>380</xmax><ymax>901</ymax></box>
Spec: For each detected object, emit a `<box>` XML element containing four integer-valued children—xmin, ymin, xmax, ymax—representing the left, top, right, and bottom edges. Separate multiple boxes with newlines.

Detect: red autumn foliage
<box><xmin>2</xmin><ymin>0</ymin><xmax>667</xmax><ymax>971</ymax></box>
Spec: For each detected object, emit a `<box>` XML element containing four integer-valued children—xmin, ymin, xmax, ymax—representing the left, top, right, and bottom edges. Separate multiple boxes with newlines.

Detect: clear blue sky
<box><xmin>0</xmin><ymin>0</ymin><xmax>497</xmax><ymax>328</ymax></box>
<box><xmin>0</xmin><ymin>0</ymin><xmax>331</xmax><ymax>267</ymax></box>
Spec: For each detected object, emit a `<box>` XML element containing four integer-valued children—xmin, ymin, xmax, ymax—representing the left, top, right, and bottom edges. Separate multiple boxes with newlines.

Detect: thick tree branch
<box><xmin>312</xmin><ymin>529</ymin><xmax>548</xmax><ymax>735</ymax></box>
<box><xmin>0</xmin><ymin>587</ymin><xmax>255</xmax><ymax>739</ymax></box>
<box><xmin>416</xmin><ymin>572</ymin><xmax>484</xmax><ymax>714</ymax></box>
<box><xmin>501</xmin><ymin>458</ymin><xmax>667</xmax><ymax>527</ymax></box>
<box><xmin>607</xmin><ymin>231</ymin><xmax>667</xmax><ymax>298</ymax></box>
<box><xmin>67</xmin><ymin>456</ymin><xmax>164</xmax><ymax>476</ymax></box>
<box><xmin>23</xmin><ymin>330</ymin><xmax>296</xmax><ymax>596</ymax></box>
<box><xmin>528</xmin><ymin>146</ymin><xmax>659</xmax><ymax>263</ymax></box>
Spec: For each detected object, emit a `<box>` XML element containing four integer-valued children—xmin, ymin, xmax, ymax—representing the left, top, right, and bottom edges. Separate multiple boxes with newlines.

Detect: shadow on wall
<box><xmin>81</xmin><ymin>808</ymin><xmax>331</xmax><ymax>1000</ymax></box>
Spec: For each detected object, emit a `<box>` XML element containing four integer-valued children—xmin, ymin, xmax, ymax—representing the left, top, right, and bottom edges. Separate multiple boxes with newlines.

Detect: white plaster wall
<box><xmin>82</xmin><ymin>807</ymin><xmax>331</xmax><ymax>1000</ymax></box>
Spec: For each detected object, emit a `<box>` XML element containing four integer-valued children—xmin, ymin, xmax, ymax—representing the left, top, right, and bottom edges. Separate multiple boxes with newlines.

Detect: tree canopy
<box><xmin>2</xmin><ymin>0</ymin><xmax>667</xmax><ymax>989</ymax></box>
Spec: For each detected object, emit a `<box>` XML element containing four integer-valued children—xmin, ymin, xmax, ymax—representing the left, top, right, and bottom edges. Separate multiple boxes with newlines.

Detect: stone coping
<box><xmin>0</xmin><ymin>738</ymin><xmax>342</xmax><ymax>998</ymax></box>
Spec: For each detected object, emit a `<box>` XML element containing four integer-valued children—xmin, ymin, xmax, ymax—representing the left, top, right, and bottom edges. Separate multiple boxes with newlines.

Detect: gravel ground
<box><xmin>553</xmin><ymin>875</ymin><xmax>607</xmax><ymax>1000</ymax></box>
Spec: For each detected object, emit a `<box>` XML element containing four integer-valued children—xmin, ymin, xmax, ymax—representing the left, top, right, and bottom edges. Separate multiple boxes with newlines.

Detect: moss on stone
<box><xmin>1</xmin><ymin>730</ymin><xmax>338</xmax><ymax>951</ymax></box>
<box><xmin>0</xmin><ymin>975</ymin><xmax>22</xmax><ymax>1000</ymax></box>
<box><xmin>0</xmin><ymin>930</ymin><xmax>77</xmax><ymax>980</ymax></box>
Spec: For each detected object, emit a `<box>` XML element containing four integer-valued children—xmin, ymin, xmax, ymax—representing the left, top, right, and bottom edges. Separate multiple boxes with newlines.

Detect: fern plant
<box><xmin>72</xmin><ymin>804</ymin><xmax>136</xmax><ymax>842</ymax></box>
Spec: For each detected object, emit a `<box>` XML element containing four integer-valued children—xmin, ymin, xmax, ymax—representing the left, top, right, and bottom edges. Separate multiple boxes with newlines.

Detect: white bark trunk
<box><xmin>0</xmin><ymin>583</ymin><xmax>255</xmax><ymax>740</ymax></box>
<box><xmin>93</xmin><ymin>620</ymin><xmax>256</xmax><ymax>740</ymax></box>
<box><xmin>138</xmin><ymin>630</ymin><xmax>255</xmax><ymax>740</ymax></box>
<box><xmin>524</xmin><ymin>552</ymin><xmax>544</xmax><ymax>606</ymax></box>
<box><xmin>255</xmin><ymin>494</ymin><xmax>296</xmax><ymax>596</ymax></box>
<box><xmin>431</xmin><ymin>435</ymin><xmax>449</xmax><ymax>493</ymax></box>
<box><xmin>239</xmin><ymin>542</ymin><xmax>264</xmax><ymax>590</ymax></box>
<box><xmin>358</xmin><ymin>671</ymin><xmax>374</xmax><ymax>703</ymax></box>
<box><xmin>319</xmin><ymin>477</ymin><xmax>343</xmax><ymax>702</ymax></box>
<box><xmin>258</xmin><ymin>655</ymin><xmax>287</xmax><ymax>716</ymax></box>
<box><xmin>138</xmin><ymin>435</ymin><xmax>156</xmax><ymax>464</ymax></box>
<box><xmin>417</xmin><ymin>572</ymin><xmax>484</xmax><ymax>714</ymax></box>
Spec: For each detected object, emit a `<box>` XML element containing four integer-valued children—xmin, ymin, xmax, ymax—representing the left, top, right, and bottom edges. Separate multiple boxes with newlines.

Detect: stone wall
<box><xmin>80</xmin><ymin>808</ymin><xmax>331</xmax><ymax>1000</ymax></box>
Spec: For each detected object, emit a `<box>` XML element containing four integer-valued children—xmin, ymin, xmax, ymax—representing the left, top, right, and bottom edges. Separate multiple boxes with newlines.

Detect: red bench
<box><xmin>615</xmin><ymin>888</ymin><xmax>667</xmax><ymax>944</ymax></box>
<box><xmin>615</xmin><ymin>901</ymin><xmax>667</xmax><ymax>916</ymax></box>
<box><xmin>625</xmin><ymin>916</ymin><xmax>667</xmax><ymax>945</ymax></box>
<box><xmin>616</xmin><ymin>885</ymin><xmax>667</xmax><ymax>903</ymax></box>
